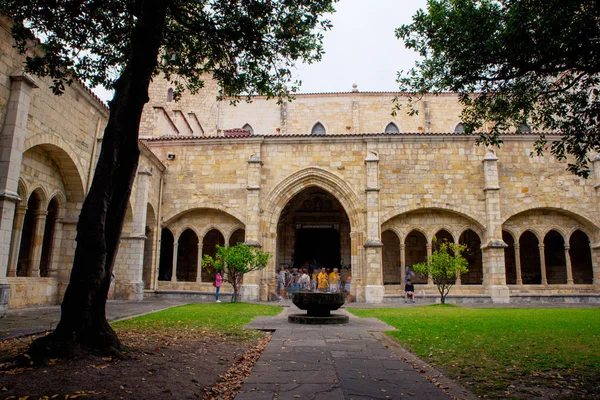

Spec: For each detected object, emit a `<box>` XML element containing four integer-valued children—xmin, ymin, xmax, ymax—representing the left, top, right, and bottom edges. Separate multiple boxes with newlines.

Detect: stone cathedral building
<box><xmin>1</xmin><ymin>15</ymin><xmax>599</xmax><ymax>310</ymax></box>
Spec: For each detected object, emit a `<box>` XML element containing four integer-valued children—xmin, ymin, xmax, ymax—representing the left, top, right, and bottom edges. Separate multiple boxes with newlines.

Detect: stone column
<box><xmin>47</xmin><ymin>214</ymin><xmax>63</xmax><ymax>278</ymax></box>
<box><xmin>242</xmin><ymin>153</ymin><xmax>262</xmax><ymax>301</ymax></box>
<box><xmin>28</xmin><ymin>210</ymin><xmax>48</xmax><ymax>277</ymax></box>
<box><xmin>565</xmin><ymin>245</ymin><xmax>574</xmax><ymax>285</ymax></box>
<box><xmin>426</xmin><ymin>243</ymin><xmax>433</xmax><ymax>285</ymax></box>
<box><xmin>350</xmin><ymin>230</ymin><xmax>366</xmax><ymax>302</ymax></box>
<box><xmin>0</xmin><ymin>73</ymin><xmax>38</xmax><ymax>311</ymax></box>
<box><xmin>539</xmin><ymin>244</ymin><xmax>548</xmax><ymax>285</ymax></box>
<box><xmin>514</xmin><ymin>244</ymin><xmax>523</xmax><ymax>285</ymax></box>
<box><xmin>364</xmin><ymin>150</ymin><xmax>384</xmax><ymax>303</ymax></box>
<box><xmin>196</xmin><ymin>243</ymin><xmax>203</xmax><ymax>283</ymax></box>
<box><xmin>123</xmin><ymin>166</ymin><xmax>152</xmax><ymax>300</ymax></box>
<box><xmin>481</xmin><ymin>149</ymin><xmax>510</xmax><ymax>303</ymax></box>
<box><xmin>7</xmin><ymin>204</ymin><xmax>27</xmax><ymax>277</ymax></box>
<box><xmin>171</xmin><ymin>241</ymin><xmax>178</xmax><ymax>282</ymax></box>
<box><xmin>400</xmin><ymin>243</ymin><xmax>406</xmax><ymax>284</ymax></box>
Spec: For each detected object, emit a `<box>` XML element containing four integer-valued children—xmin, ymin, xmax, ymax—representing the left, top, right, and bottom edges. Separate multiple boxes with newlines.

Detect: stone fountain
<box><xmin>288</xmin><ymin>291</ymin><xmax>349</xmax><ymax>324</ymax></box>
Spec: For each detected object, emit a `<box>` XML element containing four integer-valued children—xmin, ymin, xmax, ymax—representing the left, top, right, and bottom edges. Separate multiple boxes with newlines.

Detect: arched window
<box><xmin>311</xmin><ymin>122</ymin><xmax>326</xmax><ymax>135</ymax></box>
<box><xmin>518</xmin><ymin>124</ymin><xmax>531</xmax><ymax>132</ymax></box>
<box><xmin>384</xmin><ymin>122</ymin><xmax>399</xmax><ymax>134</ymax></box>
<box><xmin>454</xmin><ymin>123</ymin><xmax>465</xmax><ymax>133</ymax></box>
<box><xmin>167</xmin><ymin>88</ymin><xmax>174</xmax><ymax>102</ymax></box>
<box><xmin>242</xmin><ymin>123</ymin><xmax>254</xmax><ymax>135</ymax></box>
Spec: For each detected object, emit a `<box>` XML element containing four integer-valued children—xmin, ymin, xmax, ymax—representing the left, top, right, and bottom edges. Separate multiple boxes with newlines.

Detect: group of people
<box><xmin>277</xmin><ymin>265</ymin><xmax>352</xmax><ymax>301</ymax></box>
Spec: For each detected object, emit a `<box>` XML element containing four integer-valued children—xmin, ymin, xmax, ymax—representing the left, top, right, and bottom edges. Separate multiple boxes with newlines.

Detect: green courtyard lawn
<box><xmin>349</xmin><ymin>306</ymin><xmax>600</xmax><ymax>399</ymax></box>
<box><xmin>113</xmin><ymin>302</ymin><xmax>282</xmax><ymax>339</ymax></box>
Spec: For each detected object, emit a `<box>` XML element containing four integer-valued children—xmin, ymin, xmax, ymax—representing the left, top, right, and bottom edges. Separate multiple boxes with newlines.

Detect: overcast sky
<box><xmin>92</xmin><ymin>0</ymin><xmax>427</xmax><ymax>101</ymax></box>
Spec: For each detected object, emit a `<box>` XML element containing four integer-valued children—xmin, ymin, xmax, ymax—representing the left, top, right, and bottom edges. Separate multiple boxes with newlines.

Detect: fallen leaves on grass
<box><xmin>203</xmin><ymin>333</ymin><xmax>272</xmax><ymax>400</ymax></box>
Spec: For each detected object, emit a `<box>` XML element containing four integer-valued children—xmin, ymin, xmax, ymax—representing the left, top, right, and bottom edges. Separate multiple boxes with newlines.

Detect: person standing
<box><xmin>311</xmin><ymin>268</ymin><xmax>319</xmax><ymax>291</ymax></box>
<box><xmin>215</xmin><ymin>271</ymin><xmax>222</xmax><ymax>303</ymax></box>
<box><xmin>329</xmin><ymin>268</ymin><xmax>340</xmax><ymax>292</ymax></box>
<box><xmin>345</xmin><ymin>272</ymin><xmax>352</xmax><ymax>302</ymax></box>
<box><xmin>317</xmin><ymin>268</ymin><xmax>329</xmax><ymax>291</ymax></box>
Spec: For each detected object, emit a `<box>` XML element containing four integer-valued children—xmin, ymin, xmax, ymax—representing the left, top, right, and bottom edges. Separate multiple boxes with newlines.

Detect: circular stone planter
<box><xmin>288</xmin><ymin>291</ymin><xmax>349</xmax><ymax>324</ymax></box>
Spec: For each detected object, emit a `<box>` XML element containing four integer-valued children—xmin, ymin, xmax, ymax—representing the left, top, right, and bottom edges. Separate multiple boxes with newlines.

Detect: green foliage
<box><xmin>113</xmin><ymin>303</ymin><xmax>281</xmax><ymax>339</ymax></box>
<box><xmin>349</xmin><ymin>307</ymin><xmax>600</xmax><ymax>398</ymax></box>
<box><xmin>1</xmin><ymin>0</ymin><xmax>337</xmax><ymax>101</ymax></box>
<box><xmin>397</xmin><ymin>0</ymin><xmax>600</xmax><ymax>177</ymax></box>
<box><xmin>412</xmin><ymin>240</ymin><xmax>468</xmax><ymax>304</ymax></box>
<box><xmin>202</xmin><ymin>243</ymin><xmax>270</xmax><ymax>302</ymax></box>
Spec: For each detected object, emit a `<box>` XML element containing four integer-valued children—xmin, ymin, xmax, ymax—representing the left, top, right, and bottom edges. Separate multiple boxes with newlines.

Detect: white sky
<box><xmin>92</xmin><ymin>0</ymin><xmax>427</xmax><ymax>101</ymax></box>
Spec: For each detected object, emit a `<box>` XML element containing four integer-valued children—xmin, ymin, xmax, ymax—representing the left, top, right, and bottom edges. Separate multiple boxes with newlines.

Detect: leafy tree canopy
<box><xmin>413</xmin><ymin>241</ymin><xmax>468</xmax><ymax>304</ymax></box>
<box><xmin>3</xmin><ymin>0</ymin><xmax>336</xmax><ymax>101</ymax></box>
<box><xmin>202</xmin><ymin>243</ymin><xmax>270</xmax><ymax>302</ymax></box>
<box><xmin>397</xmin><ymin>0</ymin><xmax>600</xmax><ymax>177</ymax></box>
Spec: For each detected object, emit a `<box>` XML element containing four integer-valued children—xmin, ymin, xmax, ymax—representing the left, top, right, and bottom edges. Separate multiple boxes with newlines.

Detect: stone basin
<box><xmin>288</xmin><ymin>291</ymin><xmax>349</xmax><ymax>324</ymax></box>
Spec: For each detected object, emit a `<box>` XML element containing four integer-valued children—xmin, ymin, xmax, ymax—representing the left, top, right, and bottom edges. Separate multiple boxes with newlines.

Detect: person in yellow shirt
<box><xmin>329</xmin><ymin>268</ymin><xmax>339</xmax><ymax>292</ymax></box>
<box><xmin>317</xmin><ymin>268</ymin><xmax>329</xmax><ymax>291</ymax></box>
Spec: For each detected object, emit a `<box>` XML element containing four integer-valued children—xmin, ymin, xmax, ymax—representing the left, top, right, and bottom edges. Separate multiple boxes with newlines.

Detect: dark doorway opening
<box><xmin>294</xmin><ymin>228</ymin><xmax>340</xmax><ymax>270</ymax></box>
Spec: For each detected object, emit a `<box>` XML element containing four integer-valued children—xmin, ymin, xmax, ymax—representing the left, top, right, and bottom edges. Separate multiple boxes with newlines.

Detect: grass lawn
<box><xmin>349</xmin><ymin>306</ymin><xmax>600</xmax><ymax>399</ymax></box>
<box><xmin>112</xmin><ymin>302</ymin><xmax>282</xmax><ymax>339</ymax></box>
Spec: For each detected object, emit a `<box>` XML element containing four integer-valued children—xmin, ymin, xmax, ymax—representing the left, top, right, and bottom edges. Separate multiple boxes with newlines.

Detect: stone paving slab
<box><xmin>237</xmin><ymin>306</ymin><xmax>467</xmax><ymax>400</ymax></box>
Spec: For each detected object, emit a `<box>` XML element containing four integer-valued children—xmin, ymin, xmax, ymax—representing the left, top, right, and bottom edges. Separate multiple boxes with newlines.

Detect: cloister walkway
<box><xmin>237</xmin><ymin>304</ymin><xmax>475</xmax><ymax>400</ymax></box>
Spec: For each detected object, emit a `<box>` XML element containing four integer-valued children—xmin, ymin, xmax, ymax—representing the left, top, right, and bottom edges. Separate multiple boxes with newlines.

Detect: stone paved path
<box><xmin>237</xmin><ymin>306</ymin><xmax>473</xmax><ymax>400</ymax></box>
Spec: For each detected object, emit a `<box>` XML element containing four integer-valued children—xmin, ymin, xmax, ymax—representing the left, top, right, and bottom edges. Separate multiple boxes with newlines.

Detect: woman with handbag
<box><xmin>214</xmin><ymin>272</ymin><xmax>222</xmax><ymax>303</ymax></box>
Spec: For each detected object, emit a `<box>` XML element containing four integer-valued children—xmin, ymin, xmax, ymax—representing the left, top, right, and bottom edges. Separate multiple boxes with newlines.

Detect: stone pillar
<box><xmin>7</xmin><ymin>204</ymin><xmax>27</xmax><ymax>277</ymax></box>
<box><xmin>426</xmin><ymin>243</ymin><xmax>433</xmax><ymax>285</ymax></box>
<box><xmin>196</xmin><ymin>243</ymin><xmax>203</xmax><ymax>283</ymax></box>
<box><xmin>454</xmin><ymin>238</ymin><xmax>461</xmax><ymax>286</ymax></box>
<box><xmin>400</xmin><ymin>243</ymin><xmax>406</xmax><ymax>284</ymax></box>
<box><xmin>364</xmin><ymin>150</ymin><xmax>384</xmax><ymax>303</ymax></box>
<box><xmin>47</xmin><ymin>214</ymin><xmax>63</xmax><ymax>278</ymax></box>
<box><xmin>481</xmin><ymin>149</ymin><xmax>510</xmax><ymax>303</ymax></box>
<box><xmin>242</xmin><ymin>153</ymin><xmax>262</xmax><ymax>301</ymax></box>
<box><xmin>28</xmin><ymin>210</ymin><xmax>48</xmax><ymax>277</ymax></box>
<box><xmin>280</xmin><ymin>102</ymin><xmax>287</xmax><ymax>135</ymax></box>
<box><xmin>514</xmin><ymin>244</ymin><xmax>523</xmax><ymax>285</ymax></box>
<box><xmin>171</xmin><ymin>241</ymin><xmax>178</xmax><ymax>282</ymax></box>
<box><xmin>350</xmin><ymin>230</ymin><xmax>366</xmax><ymax>302</ymax></box>
<box><xmin>0</xmin><ymin>73</ymin><xmax>38</xmax><ymax>312</ymax></box>
<box><xmin>120</xmin><ymin>166</ymin><xmax>152</xmax><ymax>300</ymax></box>
<box><xmin>539</xmin><ymin>244</ymin><xmax>548</xmax><ymax>285</ymax></box>
<box><xmin>565</xmin><ymin>245</ymin><xmax>574</xmax><ymax>285</ymax></box>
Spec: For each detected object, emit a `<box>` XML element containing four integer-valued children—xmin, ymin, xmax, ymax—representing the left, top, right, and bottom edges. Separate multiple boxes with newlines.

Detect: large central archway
<box><xmin>276</xmin><ymin>187</ymin><xmax>351</xmax><ymax>276</ymax></box>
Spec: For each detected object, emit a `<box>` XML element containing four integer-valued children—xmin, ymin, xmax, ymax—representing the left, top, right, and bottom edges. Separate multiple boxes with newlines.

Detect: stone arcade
<box><xmin>1</xmin><ymin>15</ymin><xmax>599</xmax><ymax>310</ymax></box>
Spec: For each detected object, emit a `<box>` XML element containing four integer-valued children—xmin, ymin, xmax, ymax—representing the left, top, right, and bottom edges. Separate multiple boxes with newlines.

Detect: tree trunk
<box><xmin>29</xmin><ymin>0</ymin><xmax>168</xmax><ymax>361</ymax></box>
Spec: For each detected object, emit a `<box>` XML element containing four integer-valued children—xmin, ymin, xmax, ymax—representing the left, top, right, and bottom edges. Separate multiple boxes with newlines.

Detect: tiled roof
<box><xmin>143</xmin><ymin>131</ymin><xmax>554</xmax><ymax>142</ymax></box>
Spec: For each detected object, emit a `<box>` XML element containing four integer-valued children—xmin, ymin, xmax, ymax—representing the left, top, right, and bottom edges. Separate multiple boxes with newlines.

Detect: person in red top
<box><xmin>215</xmin><ymin>272</ymin><xmax>222</xmax><ymax>303</ymax></box>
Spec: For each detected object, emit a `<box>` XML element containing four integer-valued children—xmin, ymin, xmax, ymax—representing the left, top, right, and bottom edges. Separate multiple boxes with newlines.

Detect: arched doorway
<box><xmin>569</xmin><ymin>230</ymin><xmax>593</xmax><ymax>284</ymax></box>
<box><xmin>544</xmin><ymin>230</ymin><xmax>566</xmax><ymax>284</ymax></box>
<box><xmin>405</xmin><ymin>230</ymin><xmax>427</xmax><ymax>284</ymax></box>
<box><xmin>158</xmin><ymin>228</ymin><xmax>174</xmax><ymax>281</ymax></box>
<box><xmin>229</xmin><ymin>229</ymin><xmax>245</xmax><ymax>246</ymax></box>
<box><xmin>433</xmin><ymin>229</ymin><xmax>454</xmax><ymax>249</ymax></box>
<box><xmin>143</xmin><ymin>203</ymin><xmax>157</xmax><ymax>289</ymax></box>
<box><xmin>177</xmin><ymin>229</ymin><xmax>198</xmax><ymax>282</ymax></box>
<box><xmin>382</xmin><ymin>230</ymin><xmax>401</xmax><ymax>284</ymax></box>
<box><xmin>520</xmin><ymin>231</ymin><xmax>541</xmax><ymax>284</ymax></box>
<box><xmin>202</xmin><ymin>229</ymin><xmax>224</xmax><ymax>282</ymax></box>
<box><xmin>459</xmin><ymin>229</ymin><xmax>483</xmax><ymax>284</ymax></box>
<box><xmin>503</xmin><ymin>231</ymin><xmax>517</xmax><ymax>284</ymax></box>
<box><xmin>17</xmin><ymin>191</ymin><xmax>44</xmax><ymax>276</ymax></box>
<box><xmin>276</xmin><ymin>187</ymin><xmax>351</xmax><ymax>277</ymax></box>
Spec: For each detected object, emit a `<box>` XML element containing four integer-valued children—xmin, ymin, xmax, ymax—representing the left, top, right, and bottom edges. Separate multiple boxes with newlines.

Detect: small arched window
<box><xmin>311</xmin><ymin>122</ymin><xmax>326</xmax><ymax>135</ymax></box>
<box><xmin>167</xmin><ymin>88</ymin><xmax>174</xmax><ymax>102</ymax></box>
<box><xmin>518</xmin><ymin>124</ymin><xmax>531</xmax><ymax>133</ymax></box>
<box><xmin>454</xmin><ymin>122</ymin><xmax>465</xmax><ymax>133</ymax></box>
<box><xmin>385</xmin><ymin>122</ymin><xmax>399</xmax><ymax>134</ymax></box>
<box><xmin>242</xmin><ymin>123</ymin><xmax>254</xmax><ymax>135</ymax></box>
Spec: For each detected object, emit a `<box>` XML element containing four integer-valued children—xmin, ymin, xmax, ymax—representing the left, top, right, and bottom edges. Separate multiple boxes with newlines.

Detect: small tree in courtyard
<box><xmin>413</xmin><ymin>241</ymin><xmax>468</xmax><ymax>305</ymax></box>
<box><xmin>202</xmin><ymin>243</ymin><xmax>270</xmax><ymax>303</ymax></box>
